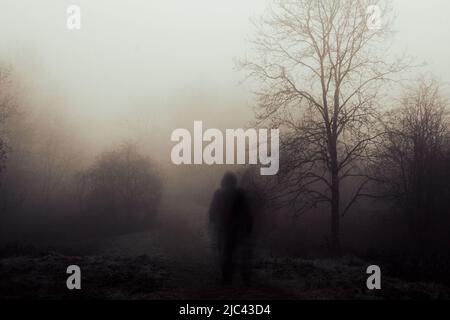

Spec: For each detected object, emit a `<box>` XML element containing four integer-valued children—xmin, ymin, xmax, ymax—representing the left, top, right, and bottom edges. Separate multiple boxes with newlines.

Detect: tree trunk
<box><xmin>329</xmin><ymin>138</ymin><xmax>342</xmax><ymax>256</ymax></box>
<box><xmin>330</xmin><ymin>172</ymin><xmax>341</xmax><ymax>256</ymax></box>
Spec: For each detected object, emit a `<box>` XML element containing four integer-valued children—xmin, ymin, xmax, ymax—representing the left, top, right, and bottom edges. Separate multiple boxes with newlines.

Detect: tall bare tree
<box><xmin>241</xmin><ymin>0</ymin><xmax>408</xmax><ymax>254</ymax></box>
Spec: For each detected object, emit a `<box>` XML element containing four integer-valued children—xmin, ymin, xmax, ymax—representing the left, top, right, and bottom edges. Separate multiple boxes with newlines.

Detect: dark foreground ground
<box><xmin>1</xmin><ymin>228</ymin><xmax>450</xmax><ymax>300</ymax></box>
<box><xmin>2</xmin><ymin>195</ymin><xmax>449</xmax><ymax>300</ymax></box>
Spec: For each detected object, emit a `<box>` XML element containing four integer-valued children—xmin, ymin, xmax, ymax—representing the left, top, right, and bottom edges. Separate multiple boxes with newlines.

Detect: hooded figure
<box><xmin>209</xmin><ymin>172</ymin><xmax>253</xmax><ymax>284</ymax></box>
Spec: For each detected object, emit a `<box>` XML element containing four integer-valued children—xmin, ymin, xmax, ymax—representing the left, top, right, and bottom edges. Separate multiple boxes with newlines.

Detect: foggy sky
<box><xmin>1</xmin><ymin>0</ymin><xmax>450</xmax><ymax>163</ymax></box>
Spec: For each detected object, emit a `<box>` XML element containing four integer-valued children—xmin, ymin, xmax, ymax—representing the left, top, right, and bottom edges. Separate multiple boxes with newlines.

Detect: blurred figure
<box><xmin>209</xmin><ymin>172</ymin><xmax>253</xmax><ymax>285</ymax></box>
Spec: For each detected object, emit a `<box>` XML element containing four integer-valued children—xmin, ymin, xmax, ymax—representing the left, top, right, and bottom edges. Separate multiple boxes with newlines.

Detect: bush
<box><xmin>77</xmin><ymin>143</ymin><xmax>163</xmax><ymax>235</ymax></box>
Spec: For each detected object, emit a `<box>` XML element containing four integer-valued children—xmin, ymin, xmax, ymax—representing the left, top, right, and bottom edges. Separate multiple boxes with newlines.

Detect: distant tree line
<box><xmin>0</xmin><ymin>67</ymin><xmax>162</xmax><ymax>240</ymax></box>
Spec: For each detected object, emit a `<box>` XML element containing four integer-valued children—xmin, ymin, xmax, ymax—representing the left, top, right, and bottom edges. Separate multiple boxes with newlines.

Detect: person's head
<box><xmin>221</xmin><ymin>172</ymin><xmax>237</xmax><ymax>189</ymax></box>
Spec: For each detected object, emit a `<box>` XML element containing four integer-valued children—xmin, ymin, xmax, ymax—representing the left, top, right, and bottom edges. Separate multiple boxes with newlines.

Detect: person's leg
<box><xmin>239</xmin><ymin>237</ymin><xmax>253</xmax><ymax>286</ymax></box>
<box><xmin>222</xmin><ymin>237</ymin><xmax>236</xmax><ymax>284</ymax></box>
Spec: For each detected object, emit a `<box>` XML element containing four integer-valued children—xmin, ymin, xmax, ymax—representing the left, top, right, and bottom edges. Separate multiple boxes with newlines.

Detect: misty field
<box><xmin>1</xmin><ymin>208</ymin><xmax>449</xmax><ymax>300</ymax></box>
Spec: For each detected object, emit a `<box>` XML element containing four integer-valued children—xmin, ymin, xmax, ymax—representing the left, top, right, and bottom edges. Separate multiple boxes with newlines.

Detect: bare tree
<box><xmin>372</xmin><ymin>79</ymin><xmax>450</xmax><ymax>249</ymax></box>
<box><xmin>241</xmin><ymin>0</ymin><xmax>408</xmax><ymax>254</ymax></box>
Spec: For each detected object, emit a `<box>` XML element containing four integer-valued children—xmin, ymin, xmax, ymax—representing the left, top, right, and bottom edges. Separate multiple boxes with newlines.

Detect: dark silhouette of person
<box><xmin>209</xmin><ymin>172</ymin><xmax>253</xmax><ymax>285</ymax></box>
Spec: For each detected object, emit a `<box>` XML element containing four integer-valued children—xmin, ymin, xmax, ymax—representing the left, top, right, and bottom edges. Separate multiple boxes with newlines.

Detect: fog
<box><xmin>1</xmin><ymin>0</ymin><xmax>450</xmax><ymax>299</ymax></box>
<box><xmin>1</xmin><ymin>0</ymin><xmax>449</xmax><ymax>161</ymax></box>
<box><xmin>0</xmin><ymin>0</ymin><xmax>266</xmax><ymax>160</ymax></box>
